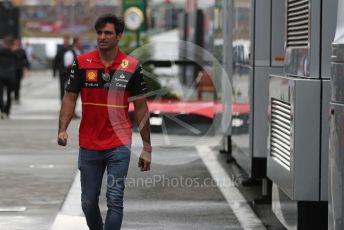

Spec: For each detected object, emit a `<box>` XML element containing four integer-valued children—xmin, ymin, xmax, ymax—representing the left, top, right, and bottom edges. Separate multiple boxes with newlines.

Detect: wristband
<box><xmin>143</xmin><ymin>145</ymin><xmax>152</xmax><ymax>152</ymax></box>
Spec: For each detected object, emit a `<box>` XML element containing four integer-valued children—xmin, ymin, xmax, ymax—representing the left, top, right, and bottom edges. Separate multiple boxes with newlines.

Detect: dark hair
<box><xmin>2</xmin><ymin>36</ymin><xmax>14</xmax><ymax>47</ymax></box>
<box><xmin>72</xmin><ymin>37</ymin><xmax>79</xmax><ymax>45</ymax></box>
<box><xmin>94</xmin><ymin>14</ymin><xmax>125</xmax><ymax>34</ymax></box>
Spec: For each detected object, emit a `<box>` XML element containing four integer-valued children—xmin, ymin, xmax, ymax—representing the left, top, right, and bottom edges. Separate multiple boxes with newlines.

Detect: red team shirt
<box><xmin>65</xmin><ymin>49</ymin><xmax>147</xmax><ymax>150</ymax></box>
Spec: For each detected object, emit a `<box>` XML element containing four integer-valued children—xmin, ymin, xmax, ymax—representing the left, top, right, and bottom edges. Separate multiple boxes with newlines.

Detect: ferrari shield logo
<box><xmin>121</xmin><ymin>59</ymin><xmax>129</xmax><ymax>69</ymax></box>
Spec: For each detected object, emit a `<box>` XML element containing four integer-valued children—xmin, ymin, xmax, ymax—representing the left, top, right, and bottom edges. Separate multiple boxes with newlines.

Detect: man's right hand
<box><xmin>57</xmin><ymin>131</ymin><xmax>68</xmax><ymax>146</ymax></box>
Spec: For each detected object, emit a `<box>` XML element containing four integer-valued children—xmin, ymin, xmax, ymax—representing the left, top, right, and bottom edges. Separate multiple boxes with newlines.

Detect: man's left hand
<box><xmin>138</xmin><ymin>150</ymin><xmax>151</xmax><ymax>171</ymax></box>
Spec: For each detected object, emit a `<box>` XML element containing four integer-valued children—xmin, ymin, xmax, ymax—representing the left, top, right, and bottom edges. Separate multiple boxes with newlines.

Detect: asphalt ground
<box><xmin>0</xmin><ymin>71</ymin><xmax>80</xmax><ymax>230</ymax></box>
<box><xmin>0</xmin><ymin>71</ymin><xmax>284</xmax><ymax>230</ymax></box>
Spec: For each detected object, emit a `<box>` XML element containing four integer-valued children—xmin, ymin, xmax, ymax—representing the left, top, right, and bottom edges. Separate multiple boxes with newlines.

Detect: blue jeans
<box><xmin>78</xmin><ymin>145</ymin><xmax>131</xmax><ymax>230</ymax></box>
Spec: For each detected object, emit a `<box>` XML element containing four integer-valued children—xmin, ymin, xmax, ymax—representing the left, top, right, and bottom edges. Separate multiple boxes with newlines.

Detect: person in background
<box><xmin>0</xmin><ymin>37</ymin><xmax>16</xmax><ymax>119</ymax></box>
<box><xmin>64</xmin><ymin>37</ymin><xmax>82</xmax><ymax>71</ymax></box>
<box><xmin>53</xmin><ymin>35</ymin><xmax>70</xmax><ymax>100</ymax></box>
<box><xmin>64</xmin><ymin>37</ymin><xmax>82</xmax><ymax>118</ymax></box>
<box><xmin>24</xmin><ymin>42</ymin><xmax>33</xmax><ymax>67</ymax></box>
<box><xmin>12</xmin><ymin>38</ymin><xmax>30</xmax><ymax>103</ymax></box>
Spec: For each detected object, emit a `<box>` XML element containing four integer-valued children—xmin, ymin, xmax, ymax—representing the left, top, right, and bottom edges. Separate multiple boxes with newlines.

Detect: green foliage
<box><xmin>120</xmin><ymin>31</ymin><xmax>151</xmax><ymax>54</ymax></box>
<box><xmin>143</xmin><ymin>65</ymin><xmax>179</xmax><ymax>100</ymax></box>
<box><xmin>120</xmin><ymin>32</ymin><xmax>138</xmax><ymax>54</ymax></box>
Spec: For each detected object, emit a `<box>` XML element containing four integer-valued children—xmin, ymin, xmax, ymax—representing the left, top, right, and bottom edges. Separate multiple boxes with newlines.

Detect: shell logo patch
<box><xmin>86</xmin><ymin>70</ymin><xmax>98</xmax><ymax>82</ymax></box>
<box><xmin>121</xmin><ymin>59</ymin><xmax>129</xmax><ymax>69</ymax></box>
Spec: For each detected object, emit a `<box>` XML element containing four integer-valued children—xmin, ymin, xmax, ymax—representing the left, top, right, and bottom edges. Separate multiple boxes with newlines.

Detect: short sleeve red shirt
<box><xmin>65</xmin><ymin>49</ymin><xmax>147</xmax><ymax>150</ymax></box>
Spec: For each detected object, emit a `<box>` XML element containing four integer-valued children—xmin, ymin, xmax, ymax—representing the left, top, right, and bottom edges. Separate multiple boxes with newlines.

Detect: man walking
<box><xmin>57</xmin><ymin>14</ymin><xmax>152</xmax><ymax>230</ymax></box>
<box><xmin>0</xmin><ymin>37</ymin><xmax>16</xmax><ymax>119</ymax></box>
<box><xmin>12</xmin><ymin>38</ymin><xmax>30</xmax><ymax>103</ymax></box>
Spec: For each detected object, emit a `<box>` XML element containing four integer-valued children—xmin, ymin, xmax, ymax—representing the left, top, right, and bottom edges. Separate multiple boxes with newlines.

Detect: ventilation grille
<box><xmin>287</xmin><ymin>0</ymin><xmax>310</xmax><ymax>47</ymax></box>
<box><xmin>270</xmin><ymin>99</ymin><xmax>292</xmax><ymax>171</ymax></box>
